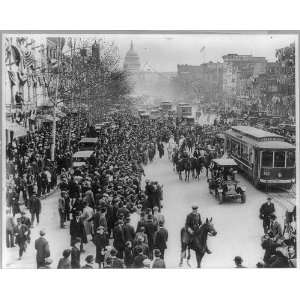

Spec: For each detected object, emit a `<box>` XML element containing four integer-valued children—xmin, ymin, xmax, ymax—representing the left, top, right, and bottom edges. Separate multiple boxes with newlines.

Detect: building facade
<box><xmin>176</xmin><ymin>61</ymin><xmax>223</xmax><ymax>103</ymax></box>
<box><xmin>222</xmin><ymin>54</ymin><xmax>267</xmax><ymax>109</ymax></box>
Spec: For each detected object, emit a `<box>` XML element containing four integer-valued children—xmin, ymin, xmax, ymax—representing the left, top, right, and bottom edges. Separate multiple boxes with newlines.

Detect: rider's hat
<box><xmin>192</xmin><ymin>205</ymin><xmax>198</xmax><ymax>210</ymax></box>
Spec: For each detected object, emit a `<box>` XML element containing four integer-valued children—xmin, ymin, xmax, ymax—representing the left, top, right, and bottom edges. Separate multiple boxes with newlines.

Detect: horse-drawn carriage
<box><xmin>208</xmin><ymin>158</ymin><xmax>246</xmax><ymax>204</ymax></box>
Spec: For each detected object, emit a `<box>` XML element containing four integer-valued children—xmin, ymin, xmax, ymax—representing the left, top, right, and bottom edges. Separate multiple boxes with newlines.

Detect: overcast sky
<box><xmin>106</xmin><ymin>34</ymin><xmax>296</xmax><ymax>72</ymax></box>
<box><xmin>9</xmin><ymin>33</ymin><xmax>297</xmax><ymax>72</ymax></box>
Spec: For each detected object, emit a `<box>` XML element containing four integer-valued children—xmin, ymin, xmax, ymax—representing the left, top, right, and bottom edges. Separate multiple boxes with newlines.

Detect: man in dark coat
<box><xmin>71</xmin><ymin>238</ymin><xmax>81</xmax><ymax>269</ymax></box>
<box><xmin>110</xmin><ymin>248</ymin><xmax>124</xmax><ymax>268</ymax></box>
<box><xmin>260</xmin><ymin>197</ymin><xmax>275</xmax><ymax>233</ymax></box>
<box><xmin>152</xmin><ymin>249</ymin><xmax>166</xmax><ymax>268</ymax></box>
<box><xmin>133</xmin><ymin>246</ymin><xmax>147</xmax><ymax>268</ymax></box>
<box><xmin>154</xmin><ymin>221</ymin><xmax>168</xmax><ymax>259</ymax></box>
<box><xmin>34</xmin><ymin>230</ymin><xmax>50</xmax><ymax>268</ymax></box>
<box><xmin>144</xmin><ymin>214</ymin><xmax>157</xmax><ymax>259</ymax></box>
<box><xmin>15</xmin><ymin>217</ymin><xmax>29</xmax><ymax>260</ymax></box>
<box><xmin>113</xmin><ymin>220</ymin><xmax>125</xmax><ymax>259</ymax></box>
<box><xmin>123</xmin><ymin>216</ymin><xmax>136</xmax><ymax>244</ymax></box>
<box><xmin>70</xmin><ymin>211</ymin><xmax>87</xmax><ymax>252</ymax></box>
<box><xmin>28</xmin><ymin>192</ymin><xmax>41</xmax><ymax>226</ymax></box>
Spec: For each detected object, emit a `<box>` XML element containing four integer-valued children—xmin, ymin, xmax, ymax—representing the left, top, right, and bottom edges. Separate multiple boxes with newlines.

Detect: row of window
<box><xmin>262</xmin><ymin>151</ymin><xmax>295</xmax><ymax>168</ymax></box>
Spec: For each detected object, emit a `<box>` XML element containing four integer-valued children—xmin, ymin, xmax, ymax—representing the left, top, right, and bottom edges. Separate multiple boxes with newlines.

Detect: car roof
<box><xmin>212</xmin><ymin>158</ymin><xmax>238</xmax><ymax>166</ymax></box>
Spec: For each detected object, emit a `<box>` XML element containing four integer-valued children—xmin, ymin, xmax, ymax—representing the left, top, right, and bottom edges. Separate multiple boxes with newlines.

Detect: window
<box><xmin>231</xmin><ymin>140</ymin><xmax>240</xmax><ymax>157</ymax></box>
<box><xmin>241</xmin><ymin>143</ymin><xmax>249</xmax><ymax>161</ymax></box>
<box><xmin>286</xmin><ymin>151</ymin><xmax>295</xmax><ymax>167</ymax></box>
<box><xmin>262</xmin><ymin>151</ymin><xmax>273</xmax><ymax>168</ymax></box>
<box><xmin>274</xmin><ymin>151</ymin><xmax>285</xmax><ymax>168</ymax></box>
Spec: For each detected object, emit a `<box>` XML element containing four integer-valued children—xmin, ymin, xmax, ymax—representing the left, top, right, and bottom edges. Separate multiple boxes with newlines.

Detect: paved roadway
<box><xmin>5</xmin><ymin>149</ymin><xmax>294</xmax><ymax>269</ymax></box>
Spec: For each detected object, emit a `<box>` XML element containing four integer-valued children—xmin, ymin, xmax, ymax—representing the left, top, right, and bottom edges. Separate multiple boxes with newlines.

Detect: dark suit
<box><xmin>70</xmin><ymin>218</ymin><xmax>87</xmax><ymax>246</ymax></box>
<box><xmin>152</xmin><ymin>258</ymin><xmax>166</xmax><ymax>268</ymax></box>
<box><xmin>185</xmin><ymin>212</ymin><xmax>202</xmax><ymax>232</ymax></box>
<box><xmin>35</xmin><ymin>236</ymin><xmax>50</xmax><ymax>268</ymax></box>
<box><xmin>260</xmin><ymin>202</ymin><xmax>275</xmax><ymax>233</ymax></box>
<box><xmin>111</xmin><ymin>257</ymin><xmax>124</xmax><ymax>269</ymax></box>
<box><xmin>123</xmin><ymin>223</ymin><xmax>136</xmax><ymax>243</ymax></box>
<box><xmin>154</xmin><ymin>227</ymin><xmax>168</xmax><ymax>258</ymax></box>
<box><xmin>71</xmin><ymin>246</ymin><xmax>81</xmax><ymax>269</ymax></box>
<box><xmin>113</xmin><ymin>225</ymin><xmax>125</xmax><ymax>258</ymax></box>
<box><xmin>133</xmin><ymin>254</ymin><xmax>147</xmax><ymax>268</ymax></box>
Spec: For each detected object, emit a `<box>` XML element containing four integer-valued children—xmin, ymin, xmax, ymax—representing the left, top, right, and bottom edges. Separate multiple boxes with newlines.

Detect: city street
<box><xmin>5</xmin><ymin>149</ymin><xmax>294</xmax><ymax>269</ymax></box>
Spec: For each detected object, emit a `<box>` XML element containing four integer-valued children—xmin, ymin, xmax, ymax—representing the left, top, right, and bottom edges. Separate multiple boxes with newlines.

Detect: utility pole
<box><xmin>51</xmin><ymin>39</ymin><xmax>61</xmax><ymax>161</ymax></box>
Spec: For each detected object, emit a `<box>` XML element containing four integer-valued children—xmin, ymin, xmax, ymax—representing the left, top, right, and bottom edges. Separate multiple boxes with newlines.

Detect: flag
<box><xmin>23</xmin><ymin>50</ymin><xmax>34</xmax><ymax>69</ymax></box>
<box><xmin>11</xmin><ymin>45</ymin><xmax>21</xmax><ymax>66</ymax></box>
<box><xmin>8</xmin><ymin>70</ymin><xmax>16</xmax><ymax>86</ymax></box>
<box><xmin>200</xmin><ymin>46</ymin><xmax>205</xmax><ymax>53</ymax></box>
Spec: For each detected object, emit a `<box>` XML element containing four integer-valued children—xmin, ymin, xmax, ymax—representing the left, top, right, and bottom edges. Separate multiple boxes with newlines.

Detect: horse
<box><xmin>176</xmin><ymin>158</ymin><xmax>185</xmax><ymax>180</ymax></box>
<box><xmin>180</xmin><ymin>218</ymin><xmax>217</xmax><ymax>268</ymax></box>
<box><xmin>182</xmin><ymin>157</ymin><xmax>192</xmax><ymax>182</ymax></box>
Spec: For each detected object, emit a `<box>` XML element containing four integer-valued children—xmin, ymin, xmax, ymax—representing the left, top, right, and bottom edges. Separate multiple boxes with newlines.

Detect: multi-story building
<box><xmin>176</xmin><ymin>61</ymin><xmax>223</xmax><ymax>103</ymax></box>
<box><xmin>222</xmin><ymin>54</ymin><xmax>267</xmax><ymax>109</ymax></box>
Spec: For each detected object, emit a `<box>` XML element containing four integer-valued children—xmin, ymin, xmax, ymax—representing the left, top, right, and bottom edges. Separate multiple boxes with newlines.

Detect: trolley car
<box><xmin>225</xmin><ymin>126</ymin><xmax>295</xmax><ymax>188</ymax></box>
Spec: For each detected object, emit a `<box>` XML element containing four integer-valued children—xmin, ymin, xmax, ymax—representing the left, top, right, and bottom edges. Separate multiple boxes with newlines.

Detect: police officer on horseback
<box><xmin>185</xmin><ymin>206</ymin><xmax>212</xmax><ymax>254</ymax></box>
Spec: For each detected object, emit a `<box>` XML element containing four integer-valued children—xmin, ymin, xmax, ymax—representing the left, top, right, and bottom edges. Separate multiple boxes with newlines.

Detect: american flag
<box><xmin>24</xmin><ymin>50</ymin><xmax>34</xmax><ymax>69</ymax></box>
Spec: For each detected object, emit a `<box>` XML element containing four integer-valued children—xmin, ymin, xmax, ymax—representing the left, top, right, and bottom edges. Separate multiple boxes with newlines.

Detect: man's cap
<box><xmin>192</xmin><ymin>205</ymin><xmax>198</xmax><ymax>210</ymax></box>
<box><xmin>110</xmin><ymin>248</ymin><xmax>117</xmax><ymax>256</ymax></box>
<box><xmin>267</xmin><ymin>197</ymin><xmax>272</xmax><ymax>201</ymax></box>
<box><xmin>85</xmin><ymin>255</ymin><xmax>94</xmax><ymax>263</ymax></box>
<box><xmin>39</xmin><ymin>230</ymin><xmax>46</xmax><ymax>236</ymax></box>
<box><xmin>234</xmin><ymin>256</ymin><xmax>243</xmax><ymax>264</ymax></box>
<box><xmin>154</xmin><ymin>249</ymin><xmax>161</xmax><ymax>257</ymax></box>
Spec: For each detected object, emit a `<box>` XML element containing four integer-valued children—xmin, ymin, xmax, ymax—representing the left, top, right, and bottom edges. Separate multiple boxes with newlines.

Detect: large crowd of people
<box><xmin>5</xmin><ymin>107</ymin><xmax>297</xmax><ymax>268</ymax></box>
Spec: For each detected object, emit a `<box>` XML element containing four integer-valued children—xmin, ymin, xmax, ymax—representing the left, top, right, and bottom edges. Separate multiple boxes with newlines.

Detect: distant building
<box><xmin>176</xmin><ymin>61</ymin><xmax>223</xmax><ymax>103</ymax></box>
<box><xmin>222</xmin><ymin>54</ymin><xmax>267</xmax><ymax>109</ymax></box>
<box><xmin>123</xmin><ymin>41</ymin><xmax>141</xmax><ymax>73</ymax></box>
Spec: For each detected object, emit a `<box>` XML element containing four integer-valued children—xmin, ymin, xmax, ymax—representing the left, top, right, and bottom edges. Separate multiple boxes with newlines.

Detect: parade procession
<box><xmin>3</xmin><ymin>33</ymin><xmax>297</xmax><ymax>269</ymax></box>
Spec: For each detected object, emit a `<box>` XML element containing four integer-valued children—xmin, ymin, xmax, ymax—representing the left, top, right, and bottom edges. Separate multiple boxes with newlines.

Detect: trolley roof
<box><xmin>212</xmin><ymin>158</ymin><xmax>237</xmax><ymax>166</ymax></box>
<box><xmin>226</xmin><ymin>127</ymin><xmax>295</xmax><ymax>149</ymax></box>
<box><xmin>231</xmin><ymin>126</ymin><xmax>282</xmax><ymax>139</ymax></box>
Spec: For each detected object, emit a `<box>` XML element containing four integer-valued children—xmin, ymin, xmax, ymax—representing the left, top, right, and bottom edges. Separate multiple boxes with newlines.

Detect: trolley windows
<box><xmin>274</xmin><ymin>151</ymin><xmax>285</xmax><ymax>167</ymax></box>
<box><xmin>262</xmin><ymin>151</ymin><xmax>273</xmax><ymax>168</ymax></box>
<box><xmin>241</xmin><ymin>143</ymin><xmax>249</xmax><ymax>161</ymax></box>
<box><xmin>231</xmin><ymin>140</ymin><xmax>240</xmax><ymax>157</ymax></box>
<box><xmin>286</xmin><ymin>151</ymin><xmax>295</xmax><ymax>167</ymax></box>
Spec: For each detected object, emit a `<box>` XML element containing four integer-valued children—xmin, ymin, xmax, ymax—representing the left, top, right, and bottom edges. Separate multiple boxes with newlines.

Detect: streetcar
<box><xmin>72</xmin><ymin>150</ymin><xmax>95</xmax><ymax>168</ymax></box>
<box><xmin>160</xmin><ymin>101</ymin><xmax>173</xmax><ymax>112</ymax></box>
<box><xmin>225</xmin><ymin>126</ymin><xmax>296</xmax><ymax>189</ymax></box>
<box><xmin>177</xmin><ymin>104</ymin><xmax>192</xmax><ymax>119</ymax></box>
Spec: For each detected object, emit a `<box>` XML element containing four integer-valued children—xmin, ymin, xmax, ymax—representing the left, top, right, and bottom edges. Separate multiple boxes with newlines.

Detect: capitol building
<box><xmin>123</xmin><ymin>41</ymin><xmax>141</xmax><ymax>73</ymax></box>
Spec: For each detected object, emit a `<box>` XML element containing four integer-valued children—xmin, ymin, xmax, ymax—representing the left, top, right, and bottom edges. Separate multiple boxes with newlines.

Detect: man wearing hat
<box><xmin>110</xmin><ymin>248</ymin><xmax>124</xmax><ymax>269</ymax></box>
<box><xmin>145</xmin><ymin>214</ymin><xmax>156</xmax><ymax>259</ymax></box>
<box><xmin>93</xmin><ymin>226</ymin><xmax>109</xmax><ymax>268</ymax></box>
<box><xmin>113</xmin><ymin>220</ymin><xmax>125</xmax><ymax>259</ymax></box>
<box><xmin>269</xmin><ymin>214</ymin><xmax>283</xmax><ymax>242</ymax></box>
<box><xmin>14</xmin><ymin>217</ymin><xmax>29</xmax><ymax>260</ymax></box>
<box><xmin>152</xmin><ymin>249</ymin><xmax>166</xmax><ymax>268</ymax></box>
<box><xmin>71</xmin><ymin>237</ymin><xmax>82</xmax><ymax>269</ymax></box>
<box><xmin>185</xmin><ymin>205</ymin><xmax>211</xmax><ymax>254</ymax></box>
<box><xmin>34</xmin><ymin>230</ymin><xmax>50</xmax><ymax>268</ymax></box>
<box><xmin>123</xmin><ymin>216</ymin><xmax>136</xmax><ymax>244</ymax></box>
<box><xmin>234</xmin><ymin>256</ymin><xmax>246</xmax><ymax>268</ymax></box>
<box><xmin>82</xmin><ymin>255</ymin><xmax>95</xmax><ymax>269</ymax></box>
<box><xmin>154</xmin><ymin>220</ymin><xmax>168</xmax><ymax>259</ymax></box>
<box><xmin>259</xmin><ymin>197</ymin><xmax>275</xmax><ymax>234</ymax></box>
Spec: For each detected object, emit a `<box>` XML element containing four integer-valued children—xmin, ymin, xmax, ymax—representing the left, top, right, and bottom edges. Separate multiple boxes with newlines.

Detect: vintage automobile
<box><xmin>208</xmin><ymin>158</ymin><xmax>246</xmax><ymax>204</ymax></box>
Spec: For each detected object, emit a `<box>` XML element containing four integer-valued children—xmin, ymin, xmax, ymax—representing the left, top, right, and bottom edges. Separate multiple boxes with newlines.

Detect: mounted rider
<box><xmin>185</xmin><ymin>206</ymin><xmax>212</xmax><ymax>254</ymax></box>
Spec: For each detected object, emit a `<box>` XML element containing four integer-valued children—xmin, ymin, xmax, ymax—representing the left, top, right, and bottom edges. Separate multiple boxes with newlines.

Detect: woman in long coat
<box><xmin>81</xmin><ymin>202</ymin><xmax>94</xmax><ymax>238</ymax></box>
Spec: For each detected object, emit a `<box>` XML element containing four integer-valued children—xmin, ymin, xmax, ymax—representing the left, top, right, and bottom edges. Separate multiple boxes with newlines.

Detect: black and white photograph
<box><xmin>1</xmin><ymin>32</ymin><xmax>298</xmax><ymax>269</ymax></box>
